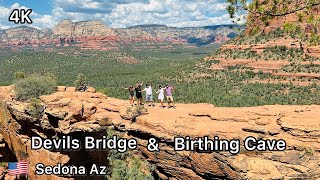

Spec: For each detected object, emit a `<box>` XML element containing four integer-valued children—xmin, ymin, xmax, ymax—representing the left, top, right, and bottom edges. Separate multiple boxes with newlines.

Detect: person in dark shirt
<box><xmin>123</xmin><ymin>85</ymin><xmax>135</xmax><ymax>106</ymax></box>
<box><xmin>135</xmin><ymin>82</ymin><xmax>143</xmax><ymax>105</ymax></box>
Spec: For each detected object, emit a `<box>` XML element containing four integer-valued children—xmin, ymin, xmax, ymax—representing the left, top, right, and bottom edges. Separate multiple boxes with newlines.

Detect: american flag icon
<box><xmin>8</xmin><ymin>161</ymin><xmax>29</xmax><ymax>176</ymax></box>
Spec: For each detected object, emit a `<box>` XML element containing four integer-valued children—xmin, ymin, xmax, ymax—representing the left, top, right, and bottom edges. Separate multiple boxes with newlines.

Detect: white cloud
<box><xmin>0</xmin><ymin>3</ymin><xmax>53</xmax><ymax>30</ymax></box>
<box><xmin>0</xmin><ymin>6</ymin><xmax>12</xmax><ymax>22</ymax></box>
<box><xmin>0</xmin><ymin>0</ymin><xmax>235</xmax><ymax>29</ymax></box>
<box><xmin>33</xmin><ymin>15</ymin><xmax>55</xmax><ymax>29</ymax></box>
<box><xmin>0</xmin><ymin>25</ymin><xmax>10</xmax><ymax>29</ymax></box>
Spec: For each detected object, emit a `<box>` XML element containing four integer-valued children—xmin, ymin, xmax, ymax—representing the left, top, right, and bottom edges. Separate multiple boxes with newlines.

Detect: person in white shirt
<box><xmin>156</xmin><ymin>85</ymin><xmax>166</xmax><ymax>108</ymax></box>
<box><xmin>142</xmin><ymin>82</ymin><xmax>154</xmax><ymax>107</ymax></box>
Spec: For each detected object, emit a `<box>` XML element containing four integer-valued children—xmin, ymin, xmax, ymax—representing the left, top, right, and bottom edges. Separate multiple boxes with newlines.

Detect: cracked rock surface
<box><xmin>0</xmin><ymin>86</ymin><xmax>319</xmax><ymax>180</ymax></box>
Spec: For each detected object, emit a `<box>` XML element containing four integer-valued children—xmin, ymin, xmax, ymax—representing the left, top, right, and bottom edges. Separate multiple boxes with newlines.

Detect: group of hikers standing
<box><xmin>123</xmin><ymin>82</ymin><xmax>175</xmax><ymax>108</ymax></box>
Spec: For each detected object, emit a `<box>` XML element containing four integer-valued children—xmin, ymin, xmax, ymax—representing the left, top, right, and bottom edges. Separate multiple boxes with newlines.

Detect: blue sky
<box><xmin>0</xmin><ymin>0</ymin><xmax>238</xmax><ymax>29</ymax></box>
<box><xmin>0</xmin><ymin>0</ymin><xmax>52</xmax><ymax>14</ymax></box>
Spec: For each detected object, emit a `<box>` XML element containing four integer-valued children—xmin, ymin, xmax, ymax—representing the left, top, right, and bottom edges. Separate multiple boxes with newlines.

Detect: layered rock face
<box><xmin>0</xmin><ymin>26</ymin><xmax>53</xmax><ymax>41</ymax></box>
<box><xmin>0</xmin><ymin>86</ymin><xmax>319</xmax><ymax>180</ymax></box>
<box><xmin>53</xmin><ymin>20</ymin><xmax>115</xmax><ymax>37</ymax></box>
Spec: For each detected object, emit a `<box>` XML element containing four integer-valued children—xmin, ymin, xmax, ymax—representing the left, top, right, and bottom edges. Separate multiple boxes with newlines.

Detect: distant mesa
<box><xmin>0</xmin><ymin>20</ymin><xmax>244</xmax><ymax>49</ymax></box>
<box><xmin>53</xmin><ymin>19</ymin><xmax>115</xmax><ymax>37</ymax></box>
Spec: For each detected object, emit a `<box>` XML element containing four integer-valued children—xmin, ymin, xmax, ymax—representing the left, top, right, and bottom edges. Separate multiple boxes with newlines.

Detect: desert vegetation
<box><xmin>281</xmin><ymin>63</ymin><xmax>320</xmax><ymax>73</ymax></box>
<box><xmin>106</xmin><ymin>130</ymin><xmax>154</xmax><ymax>180</ymax></box>
<box><xmin>75</xmin><ymin>74</ymin><xmax>88</xmax><ymax>91</ymax></box>
<box><xmin>14</xmin><ymin>74</ymin><xmax>57</xmax><ymax>101</ymax></box>
<box><xmin>0</xmin><ymin>46</ymin><xmax>319</xmax><ymax>107</ymax></box>
<box><xmin>26</xmin><ymin>98</ymin><xmax>45</xmax><ymax>119</ymax></box>
<box><xmin>216</xmin><ymin>44</ymin><xmax>320</xmax><ymax>62</ymax></box>
<box><xmin>126</xmin><ymin>105</ymin><xmax>148</xmax><ymax>122</ymax></box>
<box><xmin>227</xmin><ymin>28</ymin><xmax>286</xmax><ymax>45</ymax></box>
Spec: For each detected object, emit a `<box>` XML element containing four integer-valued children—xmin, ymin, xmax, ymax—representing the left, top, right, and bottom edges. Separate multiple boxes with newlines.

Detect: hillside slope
<box><xmin>203</xmin><ymin>2</ymin><xmax>320</xmax><ymax>86</ymax></box>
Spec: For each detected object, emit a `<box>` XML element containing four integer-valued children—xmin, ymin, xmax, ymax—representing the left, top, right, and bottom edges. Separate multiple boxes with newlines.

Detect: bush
<box><xmin>75</xmin><ymin>74</ymin><xmax>87</xmax><ymax>91</ymax></box>
<box><xmin>0</xmin><ymin>162</ymin><xmax>6</xmax><ymax>167</ymax></box>
<box><xmin>14</xmin><ymin>75</ymin><xmax>57</xmax><ymax>100</ymax></box>
<box><xmin>14</xmin><ymin>72</ymin><xmax>25</xmax><ymax>79</ymax></box>
<box><xmin>26</xmin><ymin>98</ymin><xmax>45</xmax><ymax>118</ymax></box>
<box><xmin>309</xmin><ymin>33</ymin><xmax>320</xmax><ymax>46</ymax></box>
<box><xmin>283</xmin><ymin>22</ymin><xmax>302</xmax><ymax>38</ymax></box>
<box><xmin>206</xmin><ymin>59</ymin><xmax>220</xmax><ymax>66</ymax></box>
<box><xmin>106</xmin><ymin>130</ymin><xmax>154</xmax><ymax>180</ymax></box>
<box><xmin>126</xmin><ymin>105</ymin><xmax>148</xmax><ymax>122</ymax></box>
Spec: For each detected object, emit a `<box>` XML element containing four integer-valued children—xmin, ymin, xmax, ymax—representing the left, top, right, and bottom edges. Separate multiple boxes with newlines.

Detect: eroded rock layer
<box><xmin>0</xmin><ymin>86</ymin><xmax>319</xmax><ymax>180</ymax></box>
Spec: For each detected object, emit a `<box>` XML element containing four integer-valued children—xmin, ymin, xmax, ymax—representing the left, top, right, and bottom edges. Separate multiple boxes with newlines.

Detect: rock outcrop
<box><xmin>204</xmin><ymin>2</ymin><xmax>320</xmax><ymax>84</ymax></box>
<box><xmin>241</xmin><ymin>0</ymin><xmax>320</xmax><ymax>35</ymax></box>
<box><xmin>0</xmin><ymin>86</ymin><xmax>319</xmax><ymax>180</ymax></box>
<box><xmin>53</xmin><ymin>20</ymin><xmax>115</xmax><ymax>37</ymax></box>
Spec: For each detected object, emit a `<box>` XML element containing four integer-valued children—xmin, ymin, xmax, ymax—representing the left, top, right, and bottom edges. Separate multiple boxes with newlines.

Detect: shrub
<box><xmin>46</xmin><ymin>72</ymin><xmax>58</xmax><ymax>82</ymax></box>
<box><xmin>283</xmin><ymin>22</ymin><xmax>302</xmax><ymax>38</ymax></box>
<box><xmin>0</xmin><ymin>162</ymin><xmax>6</xmax><ymax>167</ymax></box>
<box><xmin>110</xmin><ymin>159</ymin><xmax>127</xmax><ymax>180</ymax></box>
<box><xmin>75</xmin><ymin>74</ymin><xmax>87</xmax><ymax>91</ymax></box>
<box><xmin>206</xmin><ymin>59</ymin><xmax>220</xmax><ymax>66</ymax></box>
<box><xmin>14</xmin><ymin>75</ymin><xmax>57</xmax><ymax>100</ymax></box>
<box><xmin>250</xmin><ymin>26</ymin><xmax>260</xmax><ymax>36</ymax></box>
<box><xmin>309</xmin><ymin>33</ymin><xmax>320</xmax><ymax>46</ymax></box>
<box><xmin>26</xmin><ymin>98</ymin><xmax>45</xmax><ymax>118</ymax></box>
<box><xmin>304</xmin><ymin>148</ymin><xmax>314</xmax><ymax>156</ymax></box>
<box><xmin>297</xmin><ymin>12</ymin><xmax>304</xmax><ymax>22</ymax></box>
<box><xmin>106</xmin><ymin>130</ymin><xmax>154</xmax><ymax>180</ymax></box>
<box><xmin>126</xmin><ymin>105</ymin><xmax>148</xmax><ymax>122</ymax></box>
<box><xmin>14</xmin><ymin>72</ymin><xmax>25</xmax><ymax>79</ymax></box>
<box><xmin>127</xmin><ymin>157</ymin><xmax>154</xmax><ymax>180</ymax></box>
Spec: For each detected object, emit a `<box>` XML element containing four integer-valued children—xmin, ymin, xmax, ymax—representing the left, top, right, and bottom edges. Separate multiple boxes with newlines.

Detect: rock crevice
<box><xmin>0</xmin><ymin>86</ymin><xmax>319</xmax><ymax>179</ymax></box>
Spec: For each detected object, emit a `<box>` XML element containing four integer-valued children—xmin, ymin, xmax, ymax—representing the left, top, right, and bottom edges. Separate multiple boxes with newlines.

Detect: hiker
<box><xmin>142</xmin><ymin>82</ymin><xmax>154</xmax><ymax>107</ymax></box>
<box><xmin>123</xmin><ymin>85</ymin><xmax>135</xmax><ymax>106</ymax></box>
<box><xmin>156</xmin><ymin>85</ymin><xmax>166</xmax><ymax>108</ymax></box>
<box><xmin>135</xmin><ymin>82</ymin><xmax>143</xmax><ymax>105</ymax></box>
<box><xmin>165</xmin><ymin>83</ymin><xmax>175</xmax><ymax>108</ymax></box>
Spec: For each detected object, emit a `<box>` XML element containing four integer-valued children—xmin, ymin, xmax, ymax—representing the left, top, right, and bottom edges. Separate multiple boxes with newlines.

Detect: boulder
<box><xmin>65</xmin><ymin>87</ymin><xmax>76</xmax><ymax>92</ymax></box>
<box><xmin>87</xmin><ymin>87</ymin><xmax>96</xmax><ymax>93</ymax></box>
<box><xmin>57</xmin><ymin>86</ymin><xmax>67</xmax><ymax>92</ymax></box>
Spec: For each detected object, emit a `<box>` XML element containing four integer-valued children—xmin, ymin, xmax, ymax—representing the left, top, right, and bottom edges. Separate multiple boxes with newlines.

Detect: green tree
<box><xmin>227</xmin><ymin>0</ymin><xmax>320</xmax><ymax>24</ymax></box>
<box><xmin>75</xmin><ymin>74</ymin><xmax>87</xmax><ymax>91</ymax></box>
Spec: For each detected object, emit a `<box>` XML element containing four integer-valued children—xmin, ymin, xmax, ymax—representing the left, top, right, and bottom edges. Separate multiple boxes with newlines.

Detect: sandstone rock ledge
<box><xmin>0</xmin><ymin>86</ymin><xmax>319</xmax><ymax>180</ymax></box>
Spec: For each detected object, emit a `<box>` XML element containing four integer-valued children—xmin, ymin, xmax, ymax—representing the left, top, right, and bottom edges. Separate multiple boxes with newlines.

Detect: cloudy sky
<box><xmin>0</xmin><ymin>0</ymin><xmax>235</xmax><ymax>29</ymax></box>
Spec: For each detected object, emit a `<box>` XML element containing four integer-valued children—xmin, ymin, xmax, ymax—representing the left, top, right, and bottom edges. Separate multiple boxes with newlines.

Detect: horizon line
<box><xmin>1</xmin><ymin>19</ymin><xmax>244</xmax><ymax>31</ymax></box>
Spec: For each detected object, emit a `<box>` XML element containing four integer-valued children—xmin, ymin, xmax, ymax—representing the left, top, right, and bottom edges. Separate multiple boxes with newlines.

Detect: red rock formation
<box><xmin>0</xmin><ymin>86</ymin><xmax>319</xmax><ymax>179</ymax></box>
<box><xmin>245</xmin><ymin>1</ymin><xmax>320</xmax><ymax>35</ymax></box>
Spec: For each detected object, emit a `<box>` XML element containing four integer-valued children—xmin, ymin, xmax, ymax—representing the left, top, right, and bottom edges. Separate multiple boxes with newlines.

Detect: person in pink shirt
<box><xmin>165</xmin><ymin>83</ymin><xmax>175</xmax><ymax>108</ymax></box>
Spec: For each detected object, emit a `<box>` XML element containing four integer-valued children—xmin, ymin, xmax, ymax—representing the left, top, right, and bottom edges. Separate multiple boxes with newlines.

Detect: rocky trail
<box><xmin>0</xmin><ymin>86</ymin><xmax>319</xmax><ymax>179</ymax></box>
